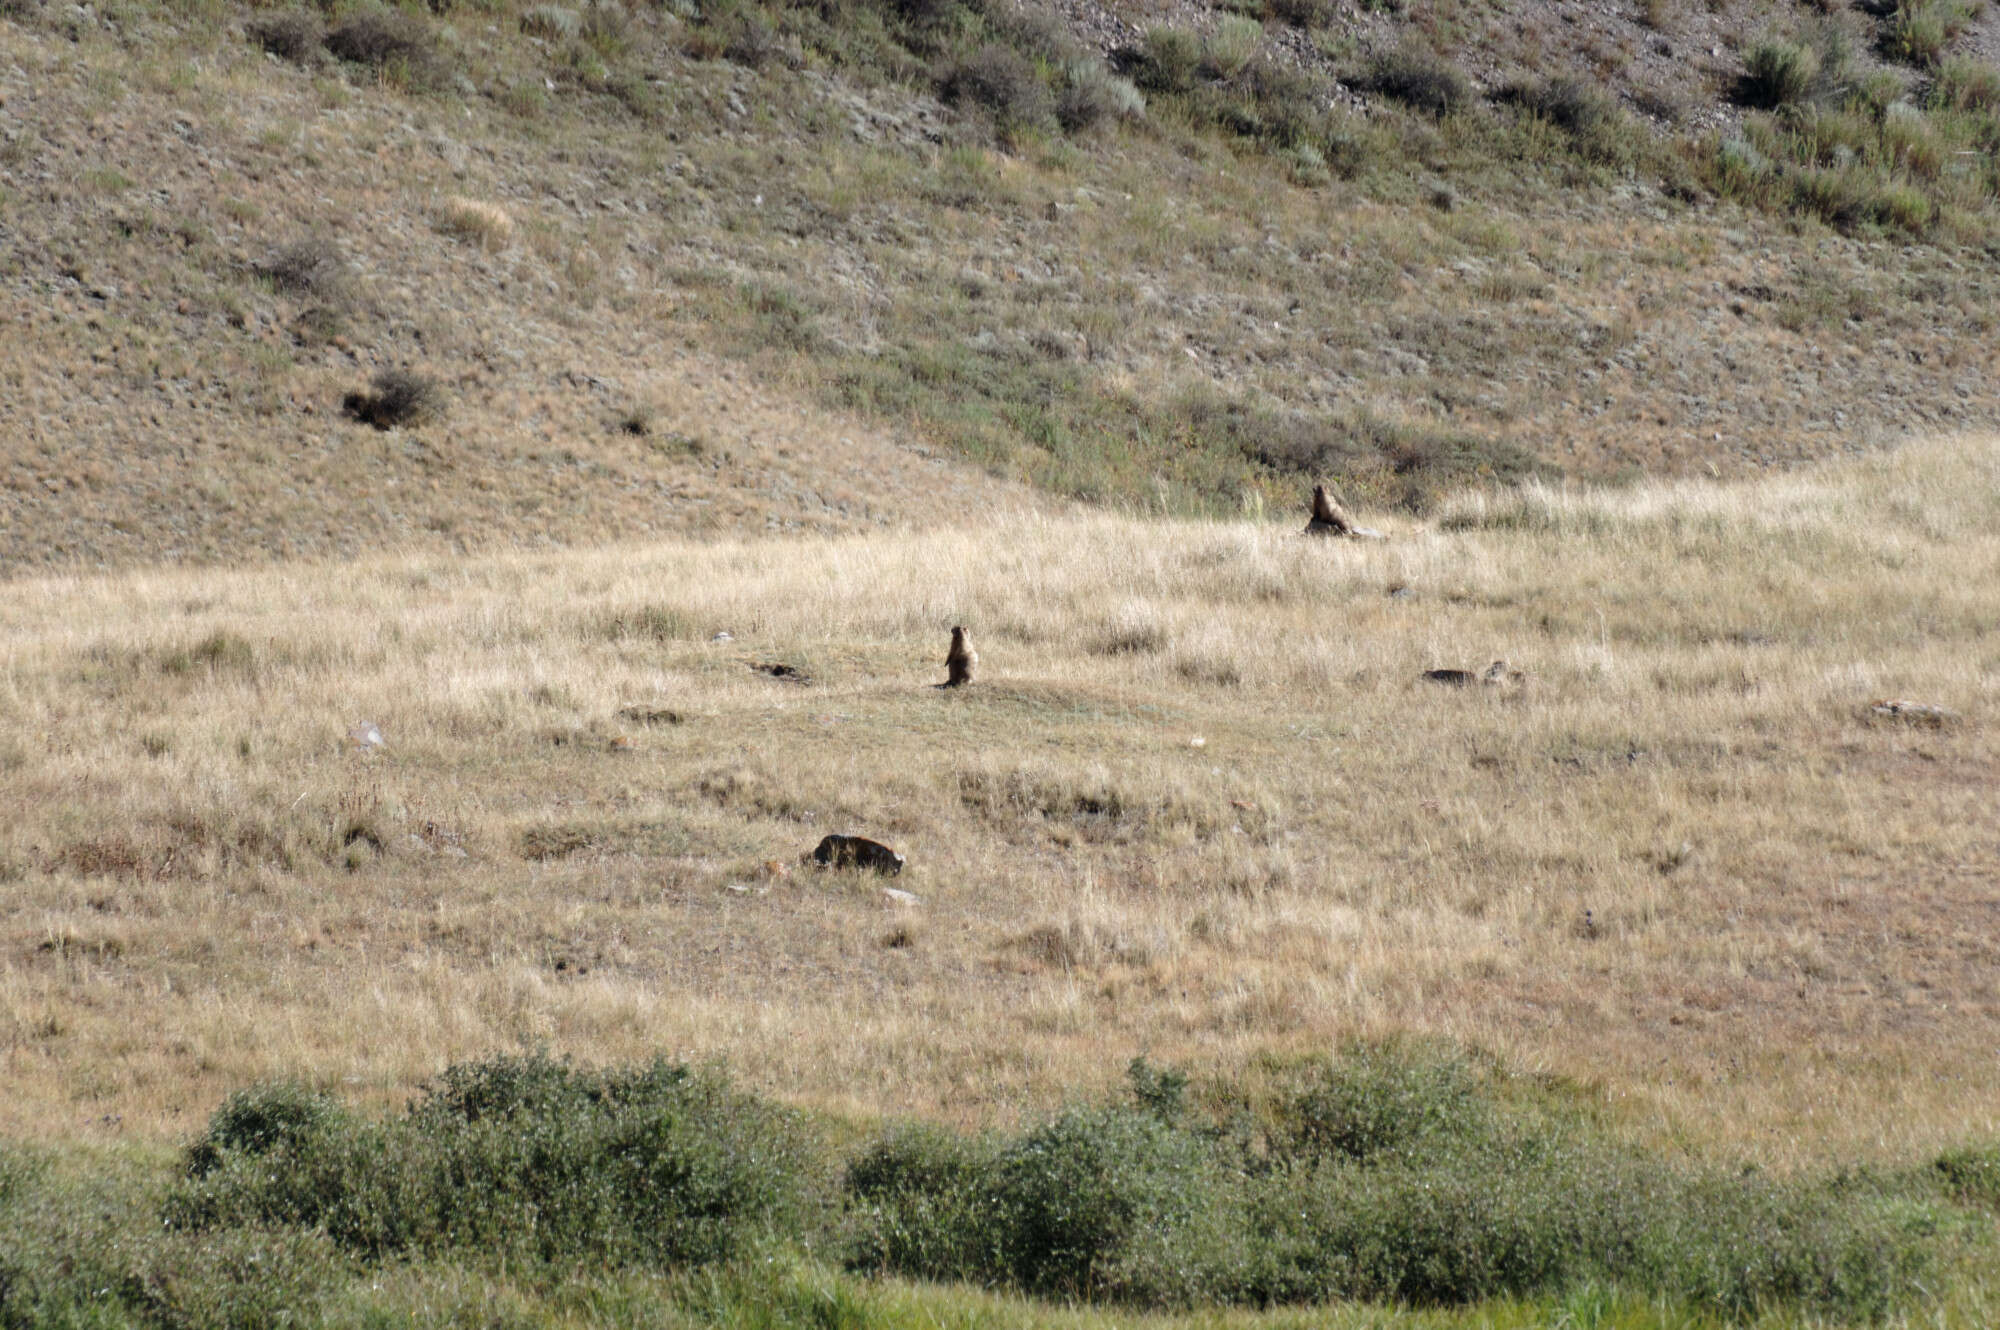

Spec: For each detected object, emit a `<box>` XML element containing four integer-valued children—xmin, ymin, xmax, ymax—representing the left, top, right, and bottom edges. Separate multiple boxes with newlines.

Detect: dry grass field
<box><xmin>3</xmin><ymin>432</ymin><xmax>1995</xmax><ymax>1171</ymax></box>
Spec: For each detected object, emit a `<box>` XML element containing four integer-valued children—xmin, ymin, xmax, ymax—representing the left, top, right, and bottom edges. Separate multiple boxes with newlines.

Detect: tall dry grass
<box><xmin>0</xmin><ymin>436</ymin><xmax>1995</xmax><ymax>1161</ymax></box>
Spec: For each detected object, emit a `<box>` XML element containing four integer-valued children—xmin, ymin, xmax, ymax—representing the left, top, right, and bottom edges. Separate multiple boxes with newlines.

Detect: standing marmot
<box><xmin>1303</xmin><ymin>484</ymin><xmax>1387</xmax><ymax>540</ymax></box>
<box><xmin>1304</xmin><ymin>484</ymin><xmax>1356</xmax><ymax>537</ymax></box>
<box><xmin>943</xmin><ymin>626</ymin><xmax>977</xmax><ymax>687</ymax></box>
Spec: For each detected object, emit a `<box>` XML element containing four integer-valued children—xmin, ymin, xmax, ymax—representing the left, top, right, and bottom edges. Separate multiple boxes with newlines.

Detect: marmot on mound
<box><xmin>1304</xmin><ymin>484</ymin><xmax>1357</xmax><ymax>537</ymax></box>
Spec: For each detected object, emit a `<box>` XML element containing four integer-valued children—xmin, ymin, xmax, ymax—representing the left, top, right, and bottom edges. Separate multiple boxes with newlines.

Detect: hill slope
<box><xmin>2</xmin><ymin>434</ymin><xmax>1995</xmax><ymax>1157</ymax></box>
<box><xmin>3</xmin><ymin>0</ymin><xmax>2000</xmax><ymax>572</ymax></box>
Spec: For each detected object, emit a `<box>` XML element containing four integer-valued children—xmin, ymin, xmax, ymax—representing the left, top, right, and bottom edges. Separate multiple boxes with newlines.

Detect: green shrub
<box><xmin>1223</xmin><ymin>58</ymin><xmax>1325</xmax><ymax>148</ymax></box>
<box><xmin>1740</xmin><ymin>38</ymin><xmax>1821</xmax><ymax>109</ymax></box>
<box><xmin>1932</xmin><ymin>55</ymin><xmax>2000</xmax><ymax>110</ymax></box>
<box><xmin>1789</xmin><ymin>163</ymin><xmax>1875</xmax><ymax>228</ymax></box>
<box><xmin>939</xmin><ymin>43</ymin><xmax>1055</xmax><ymax>134</ymax></box>
<box><xmin>844</xmin><ymin>1042</ymin><xmax>1952</xmax><ymax>1318</ymax></box>
<box><xmin>1275</xmin><ymin>1042</ymin><xmax>1492</xmax><ymax>1163</ymax></box>
<box><xmin>1057</xmin><ymin>60</ymin><xmax>1144</xmax><ymax>133</ymax></box>
<box><xmin>1711</xmin><ymin>134</ymin><xmax>1774</xmax><ymax>199</ymax></box>
<box><xmin>992</xmin><ymin>1106</ymin><xmax>1228</xmax><ymax>1302</ymax></box>
<box><xmin>1202</xmin><ymin>14</ymin><xmax>1263</xmax><ymax>78</ymax></box>
<box><xmin>1131</xmin><ymin>27</ymin><xmax>1201</xmax><ymax>95</ymax></box>
<box><xmin>1503</xmin><ymin>76</ymin><xmax>1617</xmax><ymax>138</ymax></box>
<box><xmin>1882</xmin><ymin>0</ymin><xmax>1975</xmax><ymax>66</ymax></box>
<box><xmin>1880</xmin><ymin>102</ymin><xmax>1944</xmax><ymax>177</ymax></box>
<box><xmin>187</xmin><ymin>1081</ymin><xmax>348</xmax><ymax>1176</ymax></box>
<box><xmin>124</xmin><ymin>1227</ymin><xmax>349</xmax><ymax>1330</ymax></box>
<box><xmin>167</xmin><ymin>1053</ymin><xmax>821</xmax><ymax>1270</ymax></box>
<box><xmin>519</xmin><ymin>3</ymin><xmax>580</xmax><ymax>39</ymax></box>
<box><xmin>1935</xmin><ymin>1144</ymin><xmax>2000</xmax><ymax>1207</ymax></box>
<box><xmin>1266</xmin><ymin>0</ymin><xmax>1337</xmax><ymax>29</ymax></box>
<box><xmin>847</xmin><ymin>1106</ymin><xmax>1233</xmax><ymax>1304</ymax></box>
<box><xmin>845</xmin><ymin>1125</ymin><xmax>1007</xmax><ymax>1282</ymax></box>
<box><xmin>245</xmin><ymin>9</ymin><xmax>322</xmax><ymax>64</ymax></box>
<box><xmin>1361</xmin><ymin>49</ymin><xmax>1471</xmax><ymax>117</ymax></box>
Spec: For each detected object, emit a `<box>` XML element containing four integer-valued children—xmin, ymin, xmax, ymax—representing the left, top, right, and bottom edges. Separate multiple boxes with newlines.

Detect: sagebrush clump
<box><xmin>343</xmin><ymin>367</ymin><xmax>445</xmax><ymax>429</ymax></box>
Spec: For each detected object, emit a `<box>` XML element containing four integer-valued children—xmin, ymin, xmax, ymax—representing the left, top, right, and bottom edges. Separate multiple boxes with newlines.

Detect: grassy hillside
<box><xmin>2</xmin><ymin>434</ymin><xmax>1995</xmax><ymax>1148</ymax></box>
<box><xmin>2</xmin><ymin>0</ymin><xmax>1999</xmax><ymax>572</ymax></box>
<box><xmin>1</xmin><ymin>434</ymin><xmax>1998</xmax><ymax>1324</ymax></box>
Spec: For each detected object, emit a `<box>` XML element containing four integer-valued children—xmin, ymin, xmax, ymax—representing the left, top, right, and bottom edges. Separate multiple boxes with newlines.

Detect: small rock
<box><xmin>882</xmin><ymin>887</ymin><xmax>920</xmax><ymax>906</ymax></box>
<box><xmin>712</xmin><ymin>630</ymin><xmax>734</xmax><ymax>642</ymax></box>
<box><xmin>348</xmin><ymin>721</ymin><xmax>384</xmax><ymax>749</ymax></box>
<box><xmin>804</xmin><ymin>833</ymin><xmax>904</xmax><ymax>876</ymax></box>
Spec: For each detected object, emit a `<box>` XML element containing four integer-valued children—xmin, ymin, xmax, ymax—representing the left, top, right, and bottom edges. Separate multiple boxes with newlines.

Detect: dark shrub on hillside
<box><xmin>1195</xmin><ymin>58</ymin><xmax>1328</xmax><ymax>149</ymax></box>
<box><xmin>1738</xmin><ymin>37</ymin><xmax>1821</xmax><ymax>107</ymax></box>
<box><xmin>1361</xmin><ymin>48</ymin><xmax>1471</xmax><ymax>116</ymax></box>
<box><xmin>187</xmin><ymin>1082</ymin><xmax>347</xmax><ymax>1177</ymax></box>
<box><xmin>1501</xmin><ymin>75</ymin><xmax>1617</xmax><ymax>137</ymax></box>
<box><xmin>167</xmin><ymin>1053</ymin><xmax>821</xmax><ymax>1269</ymax></box>
<box><xmin>343</xmin><ymin>368</ymin><xmax>446</xmax><ymax>430</ymax></box>
<box><xmin>246</xmin><ymin>9</ymin><xmax>323</xmax><ymax>64</ymax></box>
<box><xmin>721</xmin><ymin>11</ymin><xmax>791</xmax><ymax>69</ymax></box>
<box><xmin>256</xmin><ymin>236</ymin><xmax>349</xmax><ymax>301</ymax></box>
<box><xmin>324</xmin><ymin>9</ymin><xmax>444</xmax><ymax>86</ymax></box>
<box><xmin>939</xmin><ymin>44</ymin><xmax>1054</xmax><ymax>132</ymax></box>
<box><xmin>1126</xmin><ymin>27</ymin><xmax>1202</xmax><ymax>95</ymax></box>
<box><xmin>1267</xmin><ymin>0</ymin><xmax>1337</xmax><ymax>29</ymax></box>
<box><xmin>1057</xmin><ymin>62</ymin><xmax>1144</xmax><ymax>133</ymax></box>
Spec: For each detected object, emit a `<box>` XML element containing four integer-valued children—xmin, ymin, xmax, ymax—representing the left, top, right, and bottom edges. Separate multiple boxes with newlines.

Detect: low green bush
<box><xmin>187</xmin><ymin>1080</ymin><xmax>348</xmax><ymax>1176</ymax></box>
<box><xmin>5</xmin><ymin>1048</ymin><xmax>1976</xmax><ymax>1325</ymax></box>
<box><xmin>1932</xmin><ymin>55</ymin><xmax>2000</xmax><ymax>111</ymax></box>
<box><xmin>1740</xmin><ymin>38</ymin><xmax>1821</xmax><ymax>109</ymax></box>
<box><xmin>1273</xmin><ymin>1040</ymin><xmax>1491</xmax><ymax>1163</ymax></box>
<box><xmin>245</xmin><ymin>8</ymin><xmax>322</xmax><ymax>64</ymax></box>
<box><xmin>167</xmin><ymin>1052</ymin><xmax>822</xmax><ymax>1270</ymax></box>
<box><xmin>1361</xmin><ymin>49</ymin><xmax>1471</xmax><ymax>117</ymax></box>
<box><xmin>1131</xmin><ymin>26</ymin><xmax>1201</xmax><ymax>95</ymax></box>
<box><xmin>846</xmin><ymin>1044</ymin><xmax>1956</xmax><ymax>1319</ymax></box>
<box><xmin>938</xmin><ymin>43</ymin><xmax>1055</xmax><ymax>134</ymax></box>
<box><xmin>1935</xmin><ymin>1144</ymin><xmax>2000</xmax><ymax>1208</ymax></box>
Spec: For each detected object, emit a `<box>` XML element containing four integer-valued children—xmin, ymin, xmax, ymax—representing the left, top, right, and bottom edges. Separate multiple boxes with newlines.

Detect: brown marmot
<box><xmin>1303</xmin><ymin>484</ymin><xmax>1386</xmax><ymax>540</ymax></box>
<box><xmin>1304</xmin><ymin>484</ymin><xmax>1356</xmax><ymax>537</ymax></box>
<box><xmin>943</xmin><ymin>626</ymin><xmax>976</xmax><ymax>687</ymax></box>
